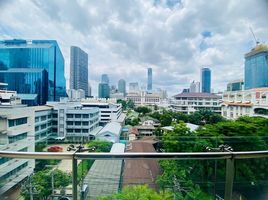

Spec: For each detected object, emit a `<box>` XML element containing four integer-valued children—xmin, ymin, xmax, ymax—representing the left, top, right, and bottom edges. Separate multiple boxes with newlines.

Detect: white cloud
<box><xmin>0</xmin><ymin>0</ymin><xmax>268</xmax><ymax>96</ymax></box>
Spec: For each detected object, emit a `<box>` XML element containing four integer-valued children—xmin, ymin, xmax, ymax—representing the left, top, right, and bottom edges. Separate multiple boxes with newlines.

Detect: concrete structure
<box><xmin>147</xmin><ymin>68</ymin><xmax>152</xmax><ymax>92</ymax></box>
<box><xmin>85</xmin><ymin>143</ymin><xmax>125</xmax><ymax>199</ymax></box>
<box><xmin>170</xmin><ymin>92</ymin><xmax>221</xmax><ymax>114</ymax></box>
<box><xmin>135</xmin><ymin>124</ymin><xmax>155</xmax><ymax>136</ymax></box>
<box><xmin>0</xmin><ymin>89</ymin><xmax>21</xmax><ymax>105</ymax></box>
<box><xmin>96</xmin><ymin>122</ymin><xmax>122</xmax><ymax>143</ymax></box>
<box><xmin>67</xmin><ymin>89</ymin><xmax>86</xmax><ymax>101</ymax></box>
<box><xmin>70</xmin><ymin>46</ymin><xmax>89</xmax><ymax>96</ymax></box>
<box><xmin>81</xmin><ymin>98</ymin><xmax>124</xmax><ymax>126</ymax></box>
<box><xmin>190</xmin><ymin>81</ymin><xmax>200</xmax><ymax>93</ymax></box>
<box><xmin>0</xmin><ymin>103</ymin><xmax>35</xmax><ymax>195</ymax></box>
<box><xmin>126</xmin><ymin>91</ymin><xmax>161</xmax><ymax>106</ymax></box>
<box><xmin>118</xmin><ymin>79</ymin><xmax>126</xmax><ymax>96</ymax></box>
<box><xmin>47</xmin><ymin>99</ymin><xmax>100</xmax><ymax>142</ymax></box>
<box><xmin>34</xmin><ymin>106</ymin><xmax>53</xmax><ymax>143</ymax></box>
<box><xmin>222</xmin><ymin>88</ymin><xmax>268</xmax><ymax>119</ymax></box>
<box><xmin>110</xmin><ymin>92</ymin><xmax>125</xmax><ymax>100</ymax></box>
<box><xmin>244</xmin><ymin>44</ymin><xmax>268</xmax><ymax>90</ymax></box>
<box><xmin>227</xmin><ymin>80</ymin><xmax>244</xmax><ymax>91</ymax></box>
<box><xmin>201</xmin><ymin>67</ymin><xmax>211</xmax><ymax>93</ymax></box>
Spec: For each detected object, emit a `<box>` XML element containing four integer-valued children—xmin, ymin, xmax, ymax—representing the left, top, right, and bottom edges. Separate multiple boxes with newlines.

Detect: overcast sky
<box><xmin>0</xmin><ymin>0</ymin><xmax>268</xmax><ymax>96</ymax></box>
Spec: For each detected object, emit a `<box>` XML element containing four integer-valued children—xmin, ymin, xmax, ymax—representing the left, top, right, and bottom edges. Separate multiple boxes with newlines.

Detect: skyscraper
<box><xmin>201</xmin><ymin>67</ymin><xmax>211</xmax><ymax>93</ymax></box>
<box><xmin>70</xmin><ymin>46</ymin><xmax>89</xmax><ymax>96</ymax></box>
<box><xmin>147</xmin><ymin>67</ymin><xmax>152</xmax><ymax>91</ymax></box>
<box><xmin>244</xmin><ymin>44</ymin><xmax>268</xmax><ymax>90</ymax></box>
<box><xmin>0</xmin><ymin>39</ymin><xmax>66</xmax><ymax>105</ymax></box>
<box><xmin>190</xmin><ymin>81</ymin><xmax>200</xmax><ymax>93</ymax></box>
<box><xmin>98</xmin><ymin>83</ymin><xmax>110</xmax><ymax>98</ymax></box>
<box><xmin>118</xmin><ymin>79</ymin><xmax>126</xmax><ymax>96</ymax></box>
<box><xmin>101</xmin><ymin>74</ymin><xmax>109</xmax><ymax>84</ymax></box>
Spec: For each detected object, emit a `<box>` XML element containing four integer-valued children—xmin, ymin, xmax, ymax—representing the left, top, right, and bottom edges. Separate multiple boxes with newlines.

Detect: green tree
<box><xmin>87</xmin><ymin>140</ymin><xmax>113</xmax><ymax>152</ymax></box>
<box><xmin>117</xmin><ymin>99</ymin><xmax>127</xmax><ymax>110</ymax></box>
<box><xmin>160</xmin><ymin>111</ymin><xmax>173</xmax><ymax>126</ymax></box>
<box><xmin>135</xmin><ymin>106</ymin><xmax>152</xmax><ymax>115</ymax></box>
<box><xmin>126</xmin><ymin>99</ymin><xmax>135</xmax><ymax>109</ymax></box>
<box><xmin>98</xmin><ymin>185</ymin><xmax>173</xmax><ymax>200</ymax></box>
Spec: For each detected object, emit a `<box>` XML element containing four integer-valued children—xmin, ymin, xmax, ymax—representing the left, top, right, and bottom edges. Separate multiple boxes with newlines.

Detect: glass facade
<box><xmin>0</xmin><ymin>39</ymin><xmax>66</xmax><ymax>105</ymax></box>
<box><xmin>101</xmin><ymin>74</ymin><xmax>109</xmax><ymax>84</ymax></box>
<box><xmin>98</xmin><ymin>83</ymin><xmax>110</xmax><ymax>98</ymax></box>
<box><xmin>201</xmin><ymin>67</ymin><xmax>211</xmax><ymax>93</ymax></box>
<box><xmin>147</xmin><ymin>67</ymin><xmax>152</xmax><ymax>91</ymax></box>
<box><xmin>244</xmin><ymin>46</ymin><xmax>268</xmax><ymax>90</ymax></box>
<box><xmin>118</xmin><ymin>79</ymin><xmax>126</xmax><ymax>96</ymax></box>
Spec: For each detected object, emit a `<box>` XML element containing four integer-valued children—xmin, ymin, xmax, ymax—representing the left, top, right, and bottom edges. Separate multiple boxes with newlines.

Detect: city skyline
<box><xmin>0</xmin><ymin>0</ymin><xmax>268</xmax><ymax>96</ymax></box>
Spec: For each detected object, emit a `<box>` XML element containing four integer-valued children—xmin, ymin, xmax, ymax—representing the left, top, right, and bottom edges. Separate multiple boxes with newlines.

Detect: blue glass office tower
<box><xmin>244</xmin><ymin>44</ymin><xmax>268</xmax><ymax>90</ymax></box>
<box><xmin>0</xmin><ymin>39</ymin><xmax>66</xmax><ymax>105</ymax></box>
<box><xmin>118</xmin><ymin>79</ymin><xmax>126</xmax><ymax>96</ymax></box>
<box><xmin>101</xmin><ymin>74</ymin><xmax>109</xmax><ymax>84</ymax></box>
<box><xmin>98</xmin><ymin>83</ymin><xmax>110</xmax><ymax>98</ymax></box>
<box><xmin>147</xmin><ymin>68</ymin><xmax>152</xmax><ymax>92</ymax></box>
<box><xmin>201</xmin><ymin>67</ymin><xmax>211</xmax><ymax>93</ymax></box>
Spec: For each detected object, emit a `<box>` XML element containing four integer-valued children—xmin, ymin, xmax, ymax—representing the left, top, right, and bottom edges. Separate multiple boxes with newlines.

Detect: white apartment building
<box><xmin>126</xmin><ymin>91</ymin><xmax>161</xmax><ymax>106</ymax></box>
<box><xmin>0</xmin><ymin>102</ymin><xmax>35</xmax><ymax>195</ymax></box>
<box><xmin>222</xmin><ymin>88</ymin><xmax>268</xmax><ymax>119</ymax></box>
<box><xmin>81</xmin><ymin>98</ymin><xmax>124</xmax><ymax>126</ymax></box>
<box><xmin>47</xmin><ymin>99</ymin><xmax>100</xmax><ymax>142</ymax></box>
<box><xmin>170</xmin><ymin>93</ymin><xmax>221</xmax><ymax>114</ymax></box>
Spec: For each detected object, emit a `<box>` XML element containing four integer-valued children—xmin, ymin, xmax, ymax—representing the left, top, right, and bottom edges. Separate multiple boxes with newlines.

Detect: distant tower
<box><xmin>129</xmin><ymin>82</ymin><xmax>139</xmax><ymax>92</ymax></box>
<box><xmin>118</xmin><ymin>79</ymin><xmax>126</xmax><ymax>96</ymax></box>
<box><xmin>98</xmin><ymin>83</ymin><xmax>110</xmax><ymax>98</ymax></box>
<box><xmin>101</xmin><ymin>74</ymin><xmax>109</xmax><ymax>84</ymax></box>
<box><xmin>147</xmin><ymin>68</ymin><xmax>152</xmax><ymax>92</ymax></box>
<box><xmin>190</xmin><ymin>81</ymin><xmax>200</xmax><ymax>93</ymax></box>
<box><xmin>201</xmin><ymin>67</ymin><xmax>211</xmax><ymax>93</ymax></box>
<box><xmin>70</xmin><ymin>46</ymin><xmax>89</xmax><ymax>96</ymax></box>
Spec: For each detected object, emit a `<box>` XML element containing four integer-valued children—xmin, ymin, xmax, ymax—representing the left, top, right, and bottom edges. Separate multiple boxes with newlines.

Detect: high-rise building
<box><xmin>70</xmin><ymin>46</ymin><xmax>89</xmax><ymax>96</ymax></box>
<box><xmin>190</xmin><ymin>81</ymin><xmax>200</xmax><ymax>93</ymax></box>
<box><xmin>129</xmin><ymin>82</ymin><xmax>139</xmax><ymax>92</ymax></box>
<box><xmin>0</xmin><ymin>39</ymin><xmax>66</xmax><ymax>105</ymax></box>
<box><xmin>227</xmin><ymin>80</ymin><xmax>244</xmax><ymax>91</ymax></box>
<box><xmin>118</xmin><ymin>79</ymin><xmax>126</xmax><ymax>96</ymax></box>
<box><xmin>244</xmin><ymin>44</ymin><xmax>268</xmax><ymax>90</ymax></box>
<box><xmin>101</xmin><ymin>74</ymin><xmax>109</xmax><ymax>84</ymax></box>
<box><xmin>98</xmin><ymin>83</ymin><xmax>110</xmax><ymax>98</ymax></box>
<box><xmin>201</xmin><ymin>67</ymin><xmax>211</xmax><ymax>93</ymax></box>
<box><xmin>147</xmin><ymin>68</ymin><xmax>152</xmax><ymax>91</ymax></box>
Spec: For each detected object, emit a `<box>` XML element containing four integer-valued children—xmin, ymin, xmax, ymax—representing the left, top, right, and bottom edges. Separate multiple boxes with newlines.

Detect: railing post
<box><xmin>72</xmin><ymin>153</ymin><xmax>78</xmax><ymax>200</ymax></box>
<box><xmin>224</xmin><ymin>158</ymin><xmax>235</xmax><ymax>200</ymax></box>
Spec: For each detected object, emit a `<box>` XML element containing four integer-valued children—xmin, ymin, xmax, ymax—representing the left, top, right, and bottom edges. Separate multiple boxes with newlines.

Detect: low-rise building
<box><xmin>135</xmin><ymin>124</ymin><xmax>155</xmax><ymax>136</ymax></box>
<box><xmin>0</xmin><ymin>92</ymin><xmax>35</xmax><ymax>195</ymax></box>
<box><xmin>96</xmin><ymin>122</ymin><xmax>122</xmax><ymax>143</ymax></box>
<box><xmin>81</xmin><ymin>98</ymin><xmax>124</xmax><ymax>126</ymax></box>
<box><xmin>126</xmin><ymin>91</ymin><xmax>162</xmax><ymax>106</ymax></box>
<box><xmin>47</xmin><ymin>99</ymin><xmax>100</xmax><ymax>142</ymax></box>
<box><xmin>170</xmin><ymin>92</ymin><xmax>221</xmax><ymax>114</ymax></box>
<box><xmin>222</xmin><ymin>88</ymin><xmax>268</xmax><ymax>119</ymax></box>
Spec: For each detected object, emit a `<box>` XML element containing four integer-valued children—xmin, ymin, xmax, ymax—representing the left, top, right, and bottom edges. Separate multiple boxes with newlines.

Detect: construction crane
<box><xmin>249</xmin><ymin>27</ymin><xmax>260</xmax><ymax>45</ymax></box>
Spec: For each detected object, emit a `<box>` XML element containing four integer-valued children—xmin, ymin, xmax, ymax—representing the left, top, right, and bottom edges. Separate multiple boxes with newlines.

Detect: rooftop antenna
<box><xmin>249</xmin><ymin>27</ymin><xmax>260</xmax><ymax>45</ymax></box>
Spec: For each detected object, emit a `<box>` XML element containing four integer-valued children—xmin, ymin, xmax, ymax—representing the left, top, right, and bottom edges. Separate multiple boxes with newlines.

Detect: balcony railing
<box><xmin>1</xmin><ymin>150</ymin><xmax>268</xmax><ymax>200</ymax></box>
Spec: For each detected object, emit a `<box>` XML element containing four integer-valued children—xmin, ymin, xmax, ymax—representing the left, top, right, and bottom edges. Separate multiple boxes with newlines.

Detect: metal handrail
<box><xmin>1</xmin><ymin>150</ymin><xmax>268</xmax><ymax>160</ymax></box>
<box><xmin>1</xmin><ymin>150</ymin><xmax>268</xmax><ymax>200</ymax></box>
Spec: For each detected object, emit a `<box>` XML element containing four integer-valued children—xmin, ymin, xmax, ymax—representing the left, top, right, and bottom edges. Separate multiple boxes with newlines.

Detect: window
<box><xmin>52</xmin><ymin>121</ymin><xmax>58</xmax><ymax>125</ymax></box>
<box><xmin>67</xmin><ymin>129</ymin><xmax>73</xmax><ymax>133</ymax></box>
<box><xmin>52</xmin><ymin>113</ymin><xmax>58</xmax><ymax>118</ymax></box>
<box><xmin>82</xmin><ymin>122</ymin><xmax>89</xmax><ymax>126</ymax></box>
<box><xmin>82</xmin><ymin>114</ymin><xmax>89</xmax><ymax>118</ymax></box>
<box><xmin>75</xmin><ymin>114</ymin><xmax>81</xmax><ymax>118</ymax></box>
<box><xmin>67</xmin><ymin>114</ymin><xmax>73</xmax><ymax>118</ymax></box>
<box><xmin>75</xmin><ymin>129</ymin><xmax>81</xmax><ymax>133</ymax></box>
<box><xmin>41</xmin><ymin>116</ymin><xmax>46</xmax><ymax>121</ymax></box>
<box><xmin>48</xmin><ymin>114</ymin><xmax>52</xmax><ymax>119</ymax></box>
<box><xmin>35</xmin><ymin>117</ymin><xmax>39</xmax><ymax>122</ymax></box>
<box><xmin>82</xmin><ymin>129</ymin><xmax>88</xmax><ymax>133</ymax></box>
<box><xmin>67</xmin><ymin>121</ymin><xmax>73</xmax><ymax>125</ymax></box>
<box><xmin>41</xmin><ymin>124</ymin><xmax>46</xmax><ymax>129</ymax></box>
<box><xmin>35</xmin><ymin>126</ymin><xmax>39</xmax><ymax>131</ymax></box>
<box><xmin>8</xmin><ymin>117</ymin><xmax>27</xmax><ymax>127</ymax></box>
<box><xmin>75</xmin><ymin>121</ymin><xmax>81</xmax><ymax>126</ymax></box>
<box><xmin>8</xmin><ymin>132</ymin><xmax>27</xmax><ymax>143</ymax></box>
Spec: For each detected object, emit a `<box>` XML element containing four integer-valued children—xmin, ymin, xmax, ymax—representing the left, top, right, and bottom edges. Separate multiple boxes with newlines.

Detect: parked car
<box><xmin>47</xmin><ymin>146</ymin><xmax>63</xmax><ymax>152</ymax></box>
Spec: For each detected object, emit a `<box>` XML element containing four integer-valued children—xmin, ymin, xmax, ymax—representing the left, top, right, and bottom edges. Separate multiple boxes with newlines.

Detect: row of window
<box><xmin>0</xmin><ymin>147</ymin><xmax>27</xmax><ymax>165</ymax></box>
<box><xmin>67</xmin><ymin>129</ymin><xmax>89</xmax><ymax>133</ymax></box>
<box><xmin>66</xmin><ymin>113</ymin><xmax>98</xmax><ymax>119</ymax></box>
<box><xmin>35</xmin><ymin>114</ymin><xmax>52</xmax><ymax>122</ymax></box>
<box><xmin>0</xmin><ymin>162</ymin><xmax>28</xmax><ymax>180</ymax></box>
<box><xmin>8</xmin><ymin>117</ymin><xmax>27</xmax><ymax>127</ymax></box>
<box><xmin>67</xmin><ymin>121</ymin><xmax>89</xmax><ymax>126</ymax></box>
<box><xmin>8</xmin><ymin>132</ymin><xmax>28</xmax><ymax>144</ymax></box>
